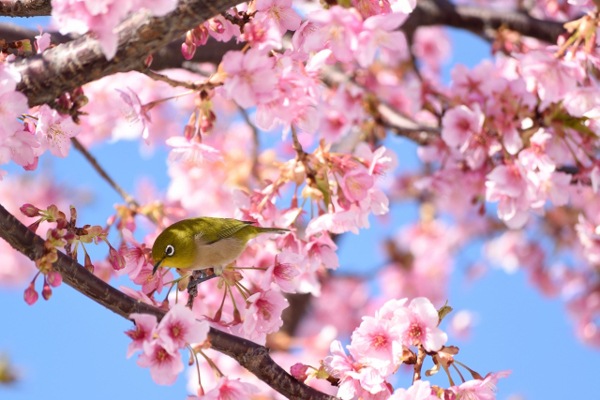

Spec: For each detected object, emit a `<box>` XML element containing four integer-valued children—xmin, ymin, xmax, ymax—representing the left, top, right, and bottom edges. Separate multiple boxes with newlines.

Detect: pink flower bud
<box><xmin>24</xmin><ymin>283</ymin><xmax>39</xmax><ymax>305</ymax></box>
<box><xmin>24</xmin><ymin>157</ymin><xmax>39</xmax><ymax>171</ymax></box>
<box><xmin>109</xmin><ymin>246</ymin><xmax>126</xmax><ymax>270</ymax></box>
<box><xmin>181</xmin><ymin>42</ymin><xmax>196</xmax><ymax>60</ymax></box>
<box><xmin>20</xmin><ymin>203</ymin><xmax>41</xmax><ymax>217</ymax></box>
<box><xmin>42</xmin><ymin>282</ymin><xmax>52</xmax><ymax>300</ymax></box>
<box><xmin>290</xmin><ymin>363</ymin><xmax>309</xmax><ymax>382</ymax></box>
<box><xmin>46</xmin><ymin>271</ymin><xmax>62</xmax><ymax>287</ymax></box>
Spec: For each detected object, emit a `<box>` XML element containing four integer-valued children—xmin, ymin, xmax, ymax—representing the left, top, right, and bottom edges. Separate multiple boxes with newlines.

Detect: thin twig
<box><xmin>70</xmin><ymin>138</ymin><xmax>138</xmax><ymax>207</ymax></box>
<box><xmin>237</xmin><ymin>106</ymin><xmax>261</xmax><ymax>180</ymax></box>
<box><xmin>144</xmin><ymin>69</ymin><xmax>220</xmax><ymax>91</ymax></box>
<box><xmin>413</xmin><ymin>345</ymin><xmax>426</xmax><ymax>382</ymax></box>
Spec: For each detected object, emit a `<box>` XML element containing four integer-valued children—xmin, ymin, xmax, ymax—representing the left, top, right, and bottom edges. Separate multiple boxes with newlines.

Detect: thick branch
<box><xmin>11</xmin><ymin>0</ymin><xmax>240</xmax><ymax>107</ymax></box>
<box><xmin>0</xmin><ymin>0</ymin><xmax>51</xmax><ymax>17</ymax></box>
<box><xmin>405</xmin><ymin>0</ymin><xmax>565</xmax><ymax>43</ymax></box>
<box><xmin>0</xmin><ymin>203</ymin><xmax>335</xmax><ymax>400</ymax></box>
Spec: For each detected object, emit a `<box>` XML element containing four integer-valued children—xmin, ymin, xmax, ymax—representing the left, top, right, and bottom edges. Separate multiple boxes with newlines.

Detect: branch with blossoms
<box><xmin>0</xmin><ymin>202</ymin><xmax>335</xmax><ymax>400</ymax></box>
<box><xmin>2</xmin><ymin>0</ymin><xmax>570</xmax><ymax>109</ymax></box>
<box><xmin>0</xmin><ymin>200</ymin><xmax>509</xmax><ymax>398</ymax></box>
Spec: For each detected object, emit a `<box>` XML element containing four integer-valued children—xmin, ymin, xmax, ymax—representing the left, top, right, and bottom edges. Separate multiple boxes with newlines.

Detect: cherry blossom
<box><xmin>156</xmin><ymin>304</ymin><xmax>209</xmax><ymax>353</ymax></box>
<box><xmin>394</xmin><ymin>297</ymin><xmax>448</xmax><ymax>351</ymax></box>
<box><xmin>137</xmin><ymin>341</ymin><xmax>183</xmax><ymax>385</ymax></box>
<box><xmin>199</xmin><ymin>377</ymin><xmax>259</xmax><ymax>400</ymax></box>
<box><xmin>220</xmin><ymin>48</ymin><xmax>278</xmax><ymax>108</ymax></box>
<box><xmin>35</xmin><ymin>105</ymin><xmax>80</xmax><ymax>157</ymax></box>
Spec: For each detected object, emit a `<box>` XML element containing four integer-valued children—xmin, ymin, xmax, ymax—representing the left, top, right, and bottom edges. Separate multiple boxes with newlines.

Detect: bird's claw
<box><xmin>185</xmin><ymin>269</ymin><xmax>216</xmax><ymax>309</ymax></box>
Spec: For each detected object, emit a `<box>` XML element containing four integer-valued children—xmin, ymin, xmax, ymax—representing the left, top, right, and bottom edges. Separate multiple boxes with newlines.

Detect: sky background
<box><xmin>1</xmin><ymin>12</ymin><xmax>599</xmax><ymax>400</ymax></box>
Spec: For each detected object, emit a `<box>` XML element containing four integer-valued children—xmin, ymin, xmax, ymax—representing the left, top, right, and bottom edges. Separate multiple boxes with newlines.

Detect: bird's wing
<box><xmin>197</xmin><ymin>218</ymin><xmax>254</xmax><ymax>245</ymax></box>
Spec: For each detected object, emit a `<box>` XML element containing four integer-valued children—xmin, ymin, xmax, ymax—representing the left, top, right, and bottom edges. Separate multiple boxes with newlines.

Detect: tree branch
<box><xmin>0</xmin><ymin>203</ymin><xmax>336</xmax><ymax>400</ymax></box>
<box><xmin>4</xmin><ymin>0</ymin><xmax>566</xmax><ymax>108</ymax></box>
<box><xmin>0</xmin><ymin>0</ymin><xmax>51</xmax><ymax>17</ymax></box>
<box><xmin>404</xmin><ymin>0</ymin><xmax>565</xmax><ymax>43</ymax></box>
<box><xmin>11</xmin><ymin>0</ymin><xmax>240</xmax><ymax>107</ymax></box>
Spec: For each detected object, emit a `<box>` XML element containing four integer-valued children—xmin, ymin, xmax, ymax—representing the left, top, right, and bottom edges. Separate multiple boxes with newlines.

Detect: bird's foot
<box><xmin>185</xmin><ymin>269</ymin><xmax>216</xmax><ymax>309</ymax></box>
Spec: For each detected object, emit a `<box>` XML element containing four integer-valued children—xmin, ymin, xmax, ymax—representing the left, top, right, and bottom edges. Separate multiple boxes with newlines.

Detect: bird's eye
<box><xmin>165</xmin><ymin>244</ymin><xmax>175</xmax><ymax>257</ymax></box>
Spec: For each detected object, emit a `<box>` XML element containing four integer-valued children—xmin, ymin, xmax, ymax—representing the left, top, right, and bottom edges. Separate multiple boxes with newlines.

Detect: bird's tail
<box><xmin>257</xmin><ymin>227</ymin><xmax>290</xmax><ymax>235</ymax></box>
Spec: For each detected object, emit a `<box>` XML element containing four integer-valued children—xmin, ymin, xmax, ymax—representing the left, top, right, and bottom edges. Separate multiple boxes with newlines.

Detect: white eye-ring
<box><xmin>165</xmin><ymin>244</ymin><xmax>175</xmax><ymax>257</ymax></box>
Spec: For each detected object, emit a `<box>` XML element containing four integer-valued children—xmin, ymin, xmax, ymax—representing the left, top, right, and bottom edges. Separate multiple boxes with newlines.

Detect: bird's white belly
<box><xmin>193</xmin><ymin>237</ymin><xmax>246</xmax><ymax>269</ymax></box>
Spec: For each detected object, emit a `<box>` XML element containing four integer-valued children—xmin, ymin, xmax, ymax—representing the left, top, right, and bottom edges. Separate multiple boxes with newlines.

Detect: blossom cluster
<box><xmin>0</xmin><ymin>61</ymin><xmax>80</xmax><ymax>178</ymax></box>
<box><xmin>320</xmin><ymin>297</ymin><xmax>507</xmax><ymax>400</ymax></box>
<box><xmin>3</xmin><ymin>0</ymin><xmax>600</xmax><ymax>398</ymax></box>
<box><xmin>126</xmin><ymin>304</ymin><xmax>209</xmax><ymax>385</ymax></box>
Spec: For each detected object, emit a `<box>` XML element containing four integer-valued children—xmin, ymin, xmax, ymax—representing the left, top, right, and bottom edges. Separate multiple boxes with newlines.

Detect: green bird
<box><xmin>151</xmin><ymin>217</ymin><xmax>289</xmax><ymax>275</ymax></box>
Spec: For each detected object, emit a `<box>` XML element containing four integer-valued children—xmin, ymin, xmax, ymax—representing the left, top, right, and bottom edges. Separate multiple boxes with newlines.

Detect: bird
<box><xmin>151</xmin><ymin>217</ymin><xmax>289</xmax><ymax>276</ymax></box>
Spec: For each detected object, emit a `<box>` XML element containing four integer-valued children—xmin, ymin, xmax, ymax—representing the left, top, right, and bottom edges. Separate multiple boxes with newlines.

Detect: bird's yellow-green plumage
<box><xmin>151</xmin><ymin>217</ymin><xmax>288</xmax><ymax>274</ymax></box>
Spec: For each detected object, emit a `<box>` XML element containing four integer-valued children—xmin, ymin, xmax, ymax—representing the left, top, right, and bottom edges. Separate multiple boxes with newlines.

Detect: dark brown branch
<box><xmin>0</xmin><ymin>203</ymin><xmax>336</xmax><ymax>400</ymax></box>
<box><xmin>0</xmin><ymin>0</ymin><xmax>51</xmax><ymax>17</ymax></box>
<box><xmin>0</xmin><ymin>23</ymin><xmax>243</xmax><ymax>69</ymax></box>
<box><xmin>405</xmin><ymin>0</ymin><xmax>565</xmax><ymax>43</ymax></box>
<box><xmin>11</xmin><ymin>0</ymin><xmax>240</xmax><ymax>107</ymax></box>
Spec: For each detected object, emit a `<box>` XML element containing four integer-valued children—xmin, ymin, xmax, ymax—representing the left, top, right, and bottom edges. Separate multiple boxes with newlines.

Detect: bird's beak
<box><xmin>152</xmin><ymin>257</ymin><xmax>164</xmax><ymax>275</ymax></box>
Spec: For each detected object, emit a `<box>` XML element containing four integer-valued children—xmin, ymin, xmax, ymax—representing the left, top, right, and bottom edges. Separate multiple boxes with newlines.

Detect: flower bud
<box><xmin>46</xmin><ymin>271</ymin><xmax>62</xmax><ymax>287</ymax></box>
<box><xmin>24</xmin><ymin>283</ymin><xmax>39</xmax><ymax>305</ymax></box>
<box><xmin>290</xmin><ymin>363</ymin><xmax>309</xmax><ymax>382</ymax></box>
<box><xmin>41</xmin><ymin>282</ymin><xmax>52</xmax><ymax>300</ymax></box>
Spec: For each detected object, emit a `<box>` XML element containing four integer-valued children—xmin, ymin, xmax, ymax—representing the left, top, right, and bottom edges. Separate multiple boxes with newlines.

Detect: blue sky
<box><xmin>1</xmin><ymin>14</ymin><xmax>599</xmax><ymax>400</ymax></box>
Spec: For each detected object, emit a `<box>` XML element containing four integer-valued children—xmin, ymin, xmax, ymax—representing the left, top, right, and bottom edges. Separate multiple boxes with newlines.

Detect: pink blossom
<box><xmin>166</xmin><ymin>136</ymin><xmax>222</xmax><ymax>165</ymax></box>
<box><xmin>591</xmin><ymin>166</ymin><xmax>600</xmax><ymax>193</ymax></box>
<box><xmin>52</xmin><ymin>0</ymin><xmax>178</xmax><ymax>60</ymax></box>
<box><xmin>137</xmin><ymin>341</ymin><xmax>183</xmax><ymax>385</ymax></box>
<box><xmin>563</xmin><ymin>87</ymin><xmax>600</xmax><ymax>119</ymax></box>
<box><xmin>389</xmin><ymin>380</ymin><xmax>438</xmax><ymax>400</ymax></box>
<box><xmin>354</xmin><ymin>143</ymin><xmax>398</xmax><ymax>175</ymax></box>
<box><xmin>305</xmin><ymin>205</ymin><xmax>364</xmax><ymax>236</ymax></box>
<box><xmin>117</xmin><ymin>88</ymin><xmax>152</xmax><ymax>142</ymax></box>
<box><xmin>242</xmin><ymin>288</ymin><xmax>288</xmax><ymax>341</ymax></box>
<box><xmin>253</xmin><ymin>0</ymin><xmax>301</xmax><ymax>34</ymax></box>
<box><xmin>0</xmin><ymin>65</ymin><xmax>29</xmax><ymax>141</ymax></box>
<box><xmin>449</xmin><ymin>371</ymin><xmax>511</xmax><ymax>400</ymax></box>
<box><xmin>412</xmin><ymin>27</ymin><xmax>451</xmax><ymax>71</ymax></box>
<box><xmin>35</xmin><ymin>31</ymin><xmax>51</xmax><ymax>53</ymax></box>
<box><xmin>304</xmin><ymin>6</ymin><xmax>363</xmax><ymax>63</ymax></box>
<box><xmin>348</xmin><ymin>316</ymin><xmax>402</xmax><ymax>376</ymax></box>
<box><xmin>390</xmin><ymin>0</ymin><xmax>417</xmax><ymax>13</ymax></box>
<box><xmin>205</xmin><ymin>14</ymin><xmax>241</xmax><ymax>42</ymax></box>
<box><xmin>394</xmin><ymin>297</ymin><xmax>447</xmax><ymax>351</ymax></box>
<box><xmin>35</xmin><ymin>105</ymin><xmax>80</xmax><ymax>157</ymax></box>
<box><xmin>201</xmin><ymin>377</ymin><xmax>259</xmax><ymax>400</ymax></box>
<box><xmin>125</xmin><ymin>313</ymin><xmax>157</xmax><ymax>358</ymax></box>
<box><xmin>221</xmin><ymin>48</ymin><xmax>278</xmax><ymax>108</ymax></box>
<box><xmin>356</xmin><ymin>12</ymin><xmax>407</xmax><ymax>67</ymax></box>
<box><xmin>325</xmin><ymin>341</ymin><xmax>389</xmax><ymax>398</ymax></box>
<box><xmin>352</xmin><ymin>0</ymin><xmax>392</xmax><ymax>18</ymax></box>
<box><xmin>441</xmin><ymin>105</ymin><xmax>484</xmax><ymax>151</ymax></box>
<box><xmin>0</xmin><ymin>129</ymin><xmax>39</xmax><ymax>167</ymax></box>
<box><xmin>240</xmin><ymin>18</ymin><xmax>282</xmax><ymax>52</ymax></box>
<box><xmin>485</xmin><ymin>164</ymin><xmax>531</xmax><ymax>229</ymax></box>
<box><xmin>261</xmin><ymin>251</ymin><xmax>301</xmax><ymax>293</ymax></box>
<box><xmin>341</xmin><ymin>168</ymin><xmax>375</xmax><ymax>202</ymax></box>
<box><xmin>132</xmin><ymin>263</ymin><xmax>167</xmax><ymax>294</ymax></box>
<box><xmin>156</xmin><ymin>304</ymin><xmax>209</xmax><ymax>353</ymax></box>
<box><xmin>519</xmin><ymin>49</ymin><xmax>584</xmax><ymax>109</ymax></box>
<box><xmin>448</xmin><ymin>310</ymin><xmax>476</xmax><ymax>340</ymax></box>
